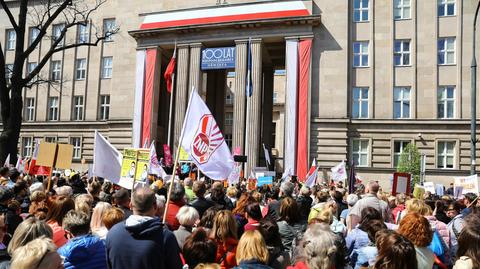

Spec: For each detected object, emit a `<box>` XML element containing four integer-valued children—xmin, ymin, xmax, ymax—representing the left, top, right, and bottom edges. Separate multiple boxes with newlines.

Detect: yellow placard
<box><xmin>121</xmin><ymin>149</ymin><xmax>138</xmax><ymax>179</ymax></box>
<box><xmin>36</xmin><ymin>142</ymin><xmax>57</xmax><ymax>167</ymax></box>
<box><xmin>179</xmin><ymin>147</ymin><xmax>189</xmax><ymax>161</ymax></box>
<box><xmin>55</xmin><ymin>144</ymin><xmax>73</xmax><ymax>169</ymax></box>
<box><xmin>135</xmin><ymin>150</ymin><xmax>150</xmax><ymax>182</ymax></box>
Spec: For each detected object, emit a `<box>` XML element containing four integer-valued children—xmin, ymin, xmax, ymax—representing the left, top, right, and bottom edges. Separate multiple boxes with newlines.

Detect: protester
<box><xmin>45</xmin><ymin>195</ymin><xmax>75</xmax><ymax>247</ymax></box>
<box><xmin>373</xmin><ymin>229</ymin><xmax>418</xmax><ymax>269</ymax></box>
<box><xmin>258</xmin><ymin>218</ymin><xmax>290</xmax><ymax>269</ymax></box>
<box><xmin>340</xmin><ymin>193</ymin><xmax>358</xmax><ymax>225</ymax></box>
<box><xmin>190</xmin><ymin>181</ymin><xmax>216</xmax><ymax>218</ymax></box>
<box><xmin>75</xmin><ymin>193</ymin><xmax>93</xmax><ymax>216</ymax></box>
<box><xmin>452</xmin><ymin>213</ymin><xmax>480</xmax><ymax>269</ymax></box>
<box><xmin>210</xmin><ymin>210</ymin><xmax>238</xmax><ymax>269</ymax></box>
<box><xmin>277</xmin><ymin>197</ymin><xmax>307</xmax><ymax>255</ymax></box>
<box><xmin>58</xmin><ymin>210</ymin><xmax>107</xmax><ymax>269</ymax></box>
<box><xmin>106</xmin><ymin>187</ymin><xmax>182</xmax><ymax>269</ymax></box>
<box><xmin>208</xmin><ymin>182</ymin><xmax>234</xmax><ymax>211</ymax></box>
<box><xmin>391</xmin><ymin>193</ymin><xmax>406</xmax><ymax>224</ymax></box>
<box><xmin>296</xmin><ymin>186</ymin><xmax>313</xmax><ymax>221</ymax></box>
<box><xmin>112</xmin><ymin>188</ymin><xmax>132</xmax><ymax>220</ymax></box>
<box><xmin>234</xmin><ymin>230</ymin><xmax>272</xmax><ymax>269</ymax></box>
<box><xmin>0</xmin><ymin>215</ymin><xmax>9</xmax><ymax>268</ymax></box>
<box><xmin>398</xmin><ymin>212</ymin><xmax>435</xmax><ymax>269</ymax></box>
<box><xmin>184</xmin><ymin>178</ymin><xmax>196</xmax><ymax>202</ymax></box>
<box><xmin>199</xmin><ymin>207</ymin><xmax>219</xmax><ymax>235</ymax></box>
<box><xmin>10</xmin><ymin>237</ymin><xmax>63</xmax><ymax>269</ymax></box>
<box><xmin>28</xmin><ymin>190</ymin><xmax>48</xmax><ymax>219</ymax></box>
<box><xmin>267</xmin><ymin>181</ymin><xmax>294</xmax><ymax>220</ymax></box>
<box><xmin>353</xmin><ymin>219</ymin><xmax>386</xmax><ymax>269</ymax></box>
<box><xmin>232</xmin><ymin>193</ymin><xmax>253</xmax><ymax>237</ymax></box>
<box><xmin>102</xmin><ymin>207</ymin><xmax>124</xmax><ymax>230</ymax></box>
<box><xmin>183</xmin><ymin>228</ymin><xmax>218</xmax><ymax>269</ymax></box>
<box><xmin>91</xmin><ymin>201</ymin><xmax>112</xmax><ymax>240</ymax></box>
<box><xmin>244</xmin><ymin>203</ymin><xmax>262</xmax><ymax>231</ymax></box>
<box><xmin>447</xmin><ymin>200</ymin><xmax>466</xmax><ymax>259</ymax></box>
<box><xmin>348</xmin><ymin>181</ymin><xmax>391</xmax><ymax>230</ymax></box>
<box><xmin>174</xmin><ymin>206</ymin><xmax>200</xmax><ymax>249</ymax></box>
<box><xmin>165</xmin><ymin>182</ymin><xmax>186</xmax><ymax>231</ymax></box>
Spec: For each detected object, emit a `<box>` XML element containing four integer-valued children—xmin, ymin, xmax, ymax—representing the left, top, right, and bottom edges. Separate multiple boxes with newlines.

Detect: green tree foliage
<box><xmin>396</xmin><ymin>143</ymin><xmax>421</xmax><ymax>187</ymax></box>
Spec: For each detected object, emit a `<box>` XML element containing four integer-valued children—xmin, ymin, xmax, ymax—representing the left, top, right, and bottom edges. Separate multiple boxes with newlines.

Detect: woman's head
<box><xmin>176</xmin><ymin>206</ymin><xmax>200</xmax><ymax>227</ymax></box>
<box><xmin>183</xmin><ymin>228</ymin><xmax>217</xmax><ymax>269</ymax></box>
<box><xmin>102</xmin><ymin>207</ymin><xmax>125</xmax><ymax>230</ymax></box>
<box><xmin>8</xmin><ymin>217</ymin><xmax>53</xmax><ymax>255</ymax></box>
<box><xmin>398</xmin><ymin>212</ymin><xmax>433</xmax><ymax>247</ymax></box>
<box><xmin>405</xmin><ymin>198</ymin><xmax>431</xmax><ymax>216</ymax></box>
<box><xmin>10</xmin><ymin>237</ymin><xmax>62</xmax><ymax>269</ymax></box>
<box><xmin>279</xmin><ymin>197</ymin><xmax>301</xmax><ymax>224</ymax></box>
<box><xmin>91</xmin><ymin>201</ymin><xmax>112</xmax><ymax>230</ymax></box>
<box><xmin>447</xmin><ymin>201</ymin><xmax>463</xmax><ymax>219</ymax></box>
<box><xmin>359</xmin><ymin>207</ymin><xmax>382</xmax><ymax>230</ymax></box>
<box><xmin>46</xmin><ymin>195</ymin><xmax>75</xmax><ymax>225</ymax></box>
<box><xmin>236</xmin><ymin>230</ymin><xmax>269</xmax><ymax>265</ymax></box>
<box><xmin>211</xmin><ymin>210</ymin><xmax>237</xmax><ymax>241</ymax></box>
<box><xmin>232</xmin><ymin>193</ymin><xmax>254</xmax><ymax>215</ymax></box>
<box><xmin>294</xmin><ymin>223</ymin><xmax>337</xmax><ymax>269</ymax></box>
<box><xmin>456</xmin><ymin>214</ymin><xmax>480</xmax><ymax>268</ymax></box>
<box><xmin>245</xmin><ymin>203</ymin><xmax>262</xmax><ymax>221</ymax></box>
<box><xmin>74</xmin><ymin>194</ymin><xmax>94</xmax><ymax>216</ymax></box>
<box><xmin>374</xmin><ymin>230</ymin><xmax>417</xmax><ymax>269</ymax></box>
<box><xmin>259</xmin><ymin>218</ymin><xmax>282</xmax><ymax>248</ymax></box>
<box><xmin>199</xmin><ymin>207</ymin><xmax>218</xmax><ymax>230</ymax></box>
<box><xmin>363</xmin><ymin>219</ymin><xmax>387</xmax><ymax>243</ymax></box>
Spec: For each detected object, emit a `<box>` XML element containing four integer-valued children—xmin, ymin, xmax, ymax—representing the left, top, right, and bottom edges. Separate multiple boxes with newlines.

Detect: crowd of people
<box><xmin>0</xmin><ymin>165</ymin><xmax>478</xmax><ymax>269</ymax></box>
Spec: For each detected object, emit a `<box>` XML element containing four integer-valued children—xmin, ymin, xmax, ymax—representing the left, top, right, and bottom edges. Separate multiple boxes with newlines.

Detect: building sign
<box><xmin>201</xmin><ymin>47</ymin><xmax>236</xmax><ymax>70</ymax></box>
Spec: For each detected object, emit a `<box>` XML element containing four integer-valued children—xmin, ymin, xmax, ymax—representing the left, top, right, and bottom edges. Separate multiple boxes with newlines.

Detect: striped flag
<box><xmin>246</xmin><ymin>38</ymin><xmax>253</xmax><ymax>97</ymax></box>
<box><xmin>305</xmin><ymin>159</ymin><xmax>318</xmax><ymax>188</ymax></box>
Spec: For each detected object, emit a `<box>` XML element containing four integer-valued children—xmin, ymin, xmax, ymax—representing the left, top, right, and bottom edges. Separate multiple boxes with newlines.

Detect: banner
<box><xmin>92</xmin><ymin>130</ymin><xmax>122</xmax><ymax>183</ymax></box>
<box><xmin>424</xmin><ymin>182</ymin><xmax>436</xmax><ymax>194</ymax></box>
<box><xmin>284</xmin><ymin>39</ymin><xmax>298</xmax><ymax>176</ymax></box>
<box><xmin>120</xmin><ymin>149</ymin><xmax>138</xmax><ymax>180</ymax></box>
<box><xmin>163</xmin><ymin>144</ymin><xmax>173</xmax><ymax>167</ymax></box>
<box><xmin>454</xmin><ymin>174</ymin><xmax>479</xmax><ymax>194</ymax></box>
<box><xmin>181</xmin><ymin>89</ymin><xmax>234</xmax><ymax>180</ymax></box>
<box><xmin>149</xmin><ymin>142</ymin><xmax>167</xmax><ymax>179</ymax></box>
<box><xmin>133</xmin><ymin>50</ymin><xmax>146</xmax><ymax>148</ymax></box>
<box><xmin>331</xmin><ymin>161</ymin><xmax>347</xmax><ymax>182</ymax></box>
<box><xmin>257</xmin><ymin>176</ymin><xmax>273</xmax><ymax>187</ymax></box>
<box><xmin>135</xmin><ymin>150</ymin><xmax>150</xmax><ymax>183</ymax></box>
<box><xmin>142</xmin><ymin>48</ymin><xmax>157</xmax><ymax>147</ymax></box>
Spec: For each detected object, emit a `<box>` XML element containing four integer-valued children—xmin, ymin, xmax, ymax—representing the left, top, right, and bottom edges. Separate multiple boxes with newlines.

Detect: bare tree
<box><xmin>0</xmin><ymin>0</ymin><xmax>118</xmax><ymax>164</ymax></box>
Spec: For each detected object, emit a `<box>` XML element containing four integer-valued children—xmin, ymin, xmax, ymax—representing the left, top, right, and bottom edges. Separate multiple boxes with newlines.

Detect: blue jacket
<box><xmin>106</xmin><ymin>216</ymin><xmax>182</xmax><ymax>269</ymax></box>
<box><xmin>233</xmin><ymin>259</ymin><xmax>274</xmax><ymax>269</ymax></box>
<box><xmin>58</xmin><ymin>234</ymin><xmax>106</xmax><ymax>269</ymax></box>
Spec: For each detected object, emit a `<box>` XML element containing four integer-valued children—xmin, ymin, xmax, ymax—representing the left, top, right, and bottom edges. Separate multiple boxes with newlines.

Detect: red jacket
<box><xmin>214</xmin><ymin>237</ymin><xmax>238</xmax><ymax>269</ymax></box>
<box><xmin>392</xmin><ymin>204</ymin><xmax>405</xmax><ymax>224</ymax></box>
<box><xmin>165</xmin><ymin>200</ymin><xmax>185</xmax><ymax>231</ymax></box>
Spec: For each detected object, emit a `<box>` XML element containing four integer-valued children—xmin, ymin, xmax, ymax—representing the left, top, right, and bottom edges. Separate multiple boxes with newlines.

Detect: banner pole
<box><xmin>47</xmin><ymin>167</ymin><xmax>53</xmax><ymax>193</ymax></box>
<box><xmin>167</xmin><ymin>72</ymin><xmax>176</xmax><ymax>148</ymax></box>
<box><xmin>163</xmin><ymin>87</ymin><xmax>196</xmax><ymax>223</ymax></box>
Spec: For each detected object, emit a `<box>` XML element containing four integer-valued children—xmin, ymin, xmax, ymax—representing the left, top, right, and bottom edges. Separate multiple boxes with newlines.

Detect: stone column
<box><xmin>173</xmin><ymin>44</ymin><xmax>190</xmax><ymax>151</ymax></box>
<box><xmin>262</xmin><ymin>65</ymin><xmax>274</xmax><ymax>168</ymax></box>
<box><xmin>245</xmin><ymin>39</ymin><xmax>262</xmax><ymax>174</ymax></box>
<box><xmin>233</xmin><ymin>40</ymin><xmax>247</xmax><ymax>155</ymax></box>
<box><xmin>188</xmin><ymin>43</ymin><xmax>202</xmax><ymax>94</ymax></box>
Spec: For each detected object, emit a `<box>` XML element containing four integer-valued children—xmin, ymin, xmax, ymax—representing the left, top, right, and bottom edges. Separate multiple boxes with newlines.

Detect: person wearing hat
<box><xmin>113</xmin><ymin>188</ymin><xmax>132</xmax><ymax>220</ymax></box>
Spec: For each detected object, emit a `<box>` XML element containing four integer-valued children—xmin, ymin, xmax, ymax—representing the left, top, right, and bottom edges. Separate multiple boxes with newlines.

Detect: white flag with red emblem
<box><xmin>181</xmin><ymin>89</ymin><xmax>234</xmax><ymax>180</ymax></box>
<box><xmin>305</xmin><ymin>159</ymin><xmax>318</xmax><ymax>188</ymax></box>
<box><xmin>331</xmin><ymin>160</ymin><xmax>347</xmax><ymax>182</ymax></box>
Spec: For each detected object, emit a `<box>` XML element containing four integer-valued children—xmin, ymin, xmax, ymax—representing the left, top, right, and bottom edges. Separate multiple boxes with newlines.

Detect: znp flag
<box><xmin>181</xmin><ymin>89</ymin><xmax>234</xmax><ymax>180</ymax></box>
<box><xmin>331</xmin><ymin>160</ymin><xmax>347</xmax><ymax>182</ymax></box>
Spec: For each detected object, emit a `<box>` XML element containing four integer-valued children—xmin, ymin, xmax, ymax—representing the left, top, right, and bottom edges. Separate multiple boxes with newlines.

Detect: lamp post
<box><xmin>471</xmin><ymin>1</ymin><xmax>480</xmax><ymax>175</ymax></box>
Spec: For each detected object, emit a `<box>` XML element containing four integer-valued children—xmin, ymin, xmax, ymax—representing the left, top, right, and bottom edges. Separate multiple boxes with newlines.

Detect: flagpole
<box><xmin>163</xmin><ymin>86</ymin><xmax>195</xmax><ymax>223</ymax></box>
<box><xmin>167</xmin><ymin>43</ymin><xmax>177</xmax><ymax>148</ymax></box>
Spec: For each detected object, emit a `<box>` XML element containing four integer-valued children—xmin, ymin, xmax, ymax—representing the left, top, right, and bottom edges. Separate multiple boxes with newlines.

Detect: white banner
<box><xmin>454</xmin><ymin>174</ymin><xmax>479</xmax><ymax>194</ymax></box>
<box><xmin>148</xmin><ymin>142</ymin><xmax>167</xmax><ymax>179</ymax></box>
<box><xmin>92</xmin><ymin>130</ymin><xmax>122</xmax><ymax>183</ymax></box>
<box><xmin>305</xmin><ymin>159</ymin><xmax>317</xmax><ymax>188</ymax></box>
<box><xmin>133</xmin><ymin>50</ymin><xmax>146</xmax><ymax>148</ymax></box>
<box><xmin>181</xmin><ymin>90</ymin><xmax>234</xmax><ymax>180</ymax></box>
<box><xmin>284</xmin><ymin>39</ymin><xmax>298</xmax><ymax>176</ymax></box>
<box><xmin>330</xmin><ymin>160</ymin><xmax>347</xmax><ymax>182</ymax></box>
<box><xmin>424</xmin><ymin>182</ymin><xmax>436</xmax><ymax>194</ymax></box>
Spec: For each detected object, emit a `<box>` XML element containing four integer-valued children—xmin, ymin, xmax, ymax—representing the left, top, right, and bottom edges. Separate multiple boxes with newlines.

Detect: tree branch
<box><xmin>0</xmin><ymin>0</ymin><xmax>19</xmax><ymax>30</ymax></box>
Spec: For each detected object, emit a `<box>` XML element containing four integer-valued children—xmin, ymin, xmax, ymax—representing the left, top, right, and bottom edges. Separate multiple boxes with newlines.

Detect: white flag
<box><xmin>305</xmin><ymin>159</ymin><xmax>318</xmax><ymax>188</ymax></box>
<box><xmin>181</xmin><ymin>89</ymin><xmax>234</xmax><ymax>180</ymax></box>
<box><xmin>15</xmin><ymin>155</ymin><xmax>21</xmax><ymax>170</ymax></box>
<box><xmin>148</xmin><ymin>142</ymin><xmax>167</xmax><ymax>179</ymax></box>
<box><xmin>3</xmin><ymin>154</ymin><xmax>10</xmax><ymax>167</ymax></box>
<box><xmin>263</xmin><ymin>143</ymin><xmax>271</xmax><ymax>166</ymax></box>
<box><xmin>331</xmin><ymin>160</ymin><xmax>347</xmax><ymax>182</ymax></box>
<box><xmin>92</xmin><ymin>130</ymin><xmax>122</xmax><ymax>183</ymax></box>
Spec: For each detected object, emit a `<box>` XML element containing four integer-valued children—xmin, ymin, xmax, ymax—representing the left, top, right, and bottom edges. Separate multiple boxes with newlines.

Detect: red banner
<box><xmin>141</xmin><ymin>49</ymin><xmax>157</xmax><ymax>148</ymax></box>
<box><xmin>163</xmin><ymin>144</ymin><xmax>173</xmax><ymax>167</ymax></box>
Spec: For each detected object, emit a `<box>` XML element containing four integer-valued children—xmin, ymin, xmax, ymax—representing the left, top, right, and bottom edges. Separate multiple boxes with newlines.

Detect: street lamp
<box><xmin>471</xmin><ymin>1</ymin><xmax>480</xmax><ymax>175</ymax></box>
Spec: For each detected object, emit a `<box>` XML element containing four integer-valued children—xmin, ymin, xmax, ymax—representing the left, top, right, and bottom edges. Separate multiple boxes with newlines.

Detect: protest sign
<box><xmin>413</xmin><ymin>185</ymin><xmax>425</xmax><ymax>199</ymax></box>
<box><xmin>36</xmin><ymin>142</ymin><xmax>57</xmax><ymax>167</ymax></box>
<box><xmin>179</xmin><ymin>147</ymin><xmax>190</xmax><ymax>161</ymax></box>
<box><xmin>436</xmin><ymin>184</ymin><xmax>444</xmax><ymax>196</ymax></box>
<box><xmin>454</xmin><ymin>175</ymin><xmax>479</xmax><ymax>194</ymax></box>
<box><xmin>55</xmin><ymin>144</ymin><xmax>73</xmax><ymax>169</ymax></box>
<box><xmin>121</xmin><ymin>149</ymin><xmax>138</xmax><ymax>180</ymax></box>
<box><xmin>135</xmin><ymin>150</ymin><xmax>150</xmax><ymax>183</ymax></box>
<box><xmin>424</xmin><ymin>182</ymin><xmax>436</xmax><ymax>194</ymax></box>
<box><xmin>454</xmin><ymin>185</ymin><xmax>464</xmax><ymax>199</ymax></box>
<box><xmin>257</xmin><ymin>176</ymin><xmax>273</xmax><ymax>187</ymax></box>
<box><xmin>392</xmin><ymin>173</ymin><xmax>411</xmax><ymax>195</ymax></box>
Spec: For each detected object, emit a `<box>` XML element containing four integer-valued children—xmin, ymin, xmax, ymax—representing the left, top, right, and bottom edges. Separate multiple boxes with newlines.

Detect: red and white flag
<box><xmin>305</xmin><ymin>159</ymin><xmax>318</xmax><ymax>188</ymax></box>
<box><xmin>331</xmin><ymin>160</ymin><xmax>347</xmax><ymax>182</ymax></box>
<box><xmin>164</xmin><ymin>47</ymin><xmax>176</xmax><ymax>93</ymax></box>
<box><xmin>181</xmin><ymin>89</ymin><xmax>234</xmax><ymax>180</ymax></box>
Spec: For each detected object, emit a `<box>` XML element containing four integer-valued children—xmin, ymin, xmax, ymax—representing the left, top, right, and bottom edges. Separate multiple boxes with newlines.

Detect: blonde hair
<box><xmin>295</xmin><ymin>224</ymin><xmax>337</xmax><ymax>269</ymax></box>
<box><xmin>194</xmin><ymin>263</ymin><xmax>221</xmax><ymax>269</ymax></box>
<box><xmin>210</xmin><ymin>210</ymin><xmax>237</xmax><ymax>241</ymax></box>
<box><xmin>10</xmin><ymin>237</ymin><xmax>57</xmax><ymax>269</ymax></box>
<box><xmin>8</xmin><ymin>218</ymin><xmax>53</xmax><ymax>255</ymax></box>
<box><xmin>236</xmin><ymin>230</ymin><xmax>269</xmax><ymax>264</ymax></box>
<box><xmin>406</xmin><ymin>198</ymin><xmax>431</xmax><ymax>216</ymax></box>
<box><xmin>226</xmin><ymin>187</ymin><xmax>237</xmax><ymax>198</ymax></box>
<box><xmin>75</xmin><ymin>194</ymin><xmax>94</xmax><ymax>216</ymax></box>
<box><xmin>91</xmin><ymin>202</ymin><xmax>112</xmax><ymax>231</ymax></box>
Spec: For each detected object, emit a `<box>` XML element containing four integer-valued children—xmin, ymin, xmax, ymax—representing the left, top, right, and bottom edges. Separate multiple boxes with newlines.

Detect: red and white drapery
<box><xmin>284</xmin><ymin>38</ymin><xmax>312</xmax><ymax>182</ymax></box>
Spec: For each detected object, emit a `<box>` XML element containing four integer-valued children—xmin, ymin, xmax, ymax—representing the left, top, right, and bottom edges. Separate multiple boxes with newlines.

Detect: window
<box><xmin>27</xmin><ymin>62</ymin><xmax>37</xmax><ymax>75</ymax></box>
<box><xmin>5</xmin><ymin>64</ymin><xmax>13</xmax><ymax>80</ymax></box>
<box><xmin>353</xmin><ymin>41</ymin><xmax>369</xmax><ymax>67</ymax></box>
<box><xmin>272</xmin><ymin>122</ymin><xmax>277</xmax><ymax>148</ymax></box>
<box><xmin>438</xmin><ymin>86</ymin><xmax>455</xmax><ymax>119</ymax></box>
<box><xmin>48</xmin><ymin>97</ymin><xmax>59</xmax><ymax>121</ymax></box>
<box><xmin>273</xmin><ymin>92</ymin><xmax>278</xmax><ymax>103</ymax></box>
<box><xmin>103</xmin><ymin>19</ymin><xmax>116</xmax><ymax>42</ymax></box>
<box><xmin>438</xmin><ymin>0</ymin><xmax>455</xmax><ymax>16</ymax></box>
<box><xmin>51</xmin><ymin>60</ymin><xmax>62</xmax><ymax>81</ymax></box>
<box><xmin>225</xmin><ymin>134</ymin><xmax>232</xmax><ymax>148</ymax></box>
<box><xmin>353</xmin><ymin>0</ymin><xmax>369</xmax><ymax>22</ymax></box>
<box><xmin>44</xmin><ymin>137</ymin><xmax>56</xmax><ymax>143</ymax></box>
<box><xmin>394</xmin><ymin>40</ymin><xmax>410</xmax><ymax>66</ymax></box>
<box><xmin>24</xmin><ymin>98</ymin><xmax>35</xmax><ymax>122</ymax></box>
<box><xmin>352</xmin><ymin>139</ymin><xmax>369</xmax><ymax>167</ymax></box>
<box><xmin>438</xmin><ymin>38</ymin><xmax>456</xmax><ymax>65</ymax></box>
<box><xmin>71</xmin><ymin>137</ymin><xmax>82</xmax><ymax>159</ymax></box>
<box><xmin>78</xmin><ymin>23</ymin><xmax>89</xmax><ymax>43</ymax></box>
<box><xmin>6</xmin><ymin>29</ymin><xmax>16</xmax><ymax>50</ymax></box>
<box><xmin>352</xmin><ymin>87</ymin><xmax>369</xmax><ymax>118</ymax></box>
<box><xmin>73</xmin><ymin>96</ymin><xmax>84</xmax><ymax>121</ymax></box>
<box><xmin>52</xmin><ymin>24</ymin><xmax>65</xmax><ymax>46</ymax></box>
<box><xmin>394</xmin><ymin>0</ymin><xmax>411</xmax><ymax>20</ymax></box>
<box><xmin>225</xmin><ymin>93</ymin><xmax>233</xmax><ymax>105</ymax></box>
<box><xmin>75</xmin><ymin>59</ymin><xmax>87</xmax><ymax>80</ymax></box>
<box><xmin>437</xmin><ymin>141</ymin><xmax>455</xmax><ymax>169</ymax></box>
<box><xmin>225</xmin><ymin>112</ymin><xmax>233</xmax><ymax>126</ymax></box>
<box><xmin>99</xmin><ymin>95</ymin><xmax>110</xmax><ymax>120</ymax></box>
<box><xmin>29</xmin><ymin>27</ymin><xmax>40</xmax><ymax>46</ymax></box>
<box><xmin>393</xmin><ymin>141</ymin><xmax>410</xmax><ymax>167</ymax></box>
<box><xmin>22</xmin><ymin>137</ymin><xmax>33</xmax><ymax>157</ymax></box>
<box><xmin>394</xmin><ymin>87</ymin><xmax>410</xmax><ymax>119</ymax></box>
<box><xmin>101</xmin><ymin>57</ymin><xmax>113</xmax><ymax>79</ymax></box>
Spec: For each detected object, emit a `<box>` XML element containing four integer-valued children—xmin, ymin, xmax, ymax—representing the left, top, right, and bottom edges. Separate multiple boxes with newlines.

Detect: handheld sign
<box><xmin>454</xmin><ymin>175</ymin><xmax>479</xmax><ymax>195</ymax></box>
<box><xmin>257</xmin><ymin>176</ymin><xmax>273</xmax><ymax>187</ymax></box>
<box><xmin>36</xmin><ymin>142</ymin><xmax>57</xmax><ymax>167</ymax></box>
<box><xmin>55</xmin><ymin>144</ymin><xmax>73</xmax><ymax>169</ymax></box>
<box><xmin>413</xmin><ymin>185</ymin><xmax>425</xmax><ymax>199</ymax></box>
<box><xmin>392</xmin><ymin>173</ymin><xmax>411</xmax><ymax>195</ymax></box>
<box><xmin>424</xmin><ymin>182</ymin><xmax>436</xmax><ymax>195</ymax></box>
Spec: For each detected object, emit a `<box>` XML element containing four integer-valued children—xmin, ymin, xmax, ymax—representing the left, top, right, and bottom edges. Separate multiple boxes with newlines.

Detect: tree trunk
<box><xmin>0</xmin><ymin>85</ymin><xmax>23</xmax><ymax>166</ymax></box>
